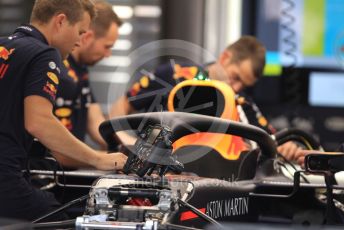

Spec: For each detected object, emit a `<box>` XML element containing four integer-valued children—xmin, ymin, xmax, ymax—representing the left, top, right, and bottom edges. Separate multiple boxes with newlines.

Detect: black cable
<box><xmin>274</xmin><ymin>128</ymin><xmax>321</xmax><ymax>150</ymax></box>
<box><xmin>32</xmin><ymin>194</ymin><xmax>88</xmax><ymax>223</ymax></box>
<box><xmin>177</xmin><ymin>198</ymin><xmax>222</xmax><ymax>228</ymax></box>
<box><xmin>32</xmin><ymin>219</ymin><xmax>75</xmax><ymax>229</ymax></box>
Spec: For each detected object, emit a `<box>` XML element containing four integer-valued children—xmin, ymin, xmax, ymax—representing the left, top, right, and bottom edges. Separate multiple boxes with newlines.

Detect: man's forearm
<box><xmin>51</xmin><ymin>150</ymin><xmax>107</xmax><ymax>169</ymax></box>
<box><xmin>30</xmin><ymin>115</ymin><xmax>101</xmax><ymax>167</ymax></box>
<box><xmin>25</xmin><ymin>96</ymin><xmax>100</xmax><ymax>167</ymax></box>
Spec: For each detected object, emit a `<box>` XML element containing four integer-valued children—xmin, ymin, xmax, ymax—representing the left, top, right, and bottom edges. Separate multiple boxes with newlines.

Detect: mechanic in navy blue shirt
<box><xmin>110</xmin><ymin>36</ymin><xmax>301</xmax><ymax>158</ymax></box>
<box><xmin>57</xmin><ymin>56</ymin><xmax>96</xmax><ymax>141</ymax></box>
<box><xmin>52</xmin><ymin>1</ymin><xmax>127</xmax><ymax>168</ymax></box>
<box><xmin>0</xmin><ymin>0</ymin><xmax>125</xmax><ymax>221</ymax></box>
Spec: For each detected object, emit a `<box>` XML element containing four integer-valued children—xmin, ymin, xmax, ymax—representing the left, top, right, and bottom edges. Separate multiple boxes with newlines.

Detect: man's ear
<box><xmin>81</xmin><ymin>30</ymin><xmax>95</xmax><ymax>45</ymax></box>
<box><xmin>219</xmin><ymin>50</ymin><xmax>233</xmax><ymax>66</ymax></box>
<box><xmin>53</xmin><ymin>13</ymin><xmax>68</xmax><ymax>31</ymax></box>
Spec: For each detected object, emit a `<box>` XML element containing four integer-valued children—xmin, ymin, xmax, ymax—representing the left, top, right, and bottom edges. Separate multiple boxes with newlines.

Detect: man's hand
<box><xmin>95</xmin><ymin>152</ymin><xmax>127</xmax><ymax>171</ymax></box>
<box><xmin>277</xmin><ymin>141</ymin><xmax>303</xmax><ymax>161</ymax></box>
<box><xmin>25</xmin><ymin>95</ymin><xmax>127</xmax><ymax>171</ymax></box>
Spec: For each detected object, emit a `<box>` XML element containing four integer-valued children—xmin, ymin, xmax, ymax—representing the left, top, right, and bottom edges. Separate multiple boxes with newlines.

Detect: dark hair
<box><xmin>91</xmin><ymin>0</ymin><xmax>123</xmax><ymax>38</ymax></box>
<box><xmin>226</xmin><ymin>36</ymin><xmax>266</xmax><ymax>79</ymax></box>
<box><xmin>30</xmin><ymin>0</ymin><xmax>96</xmax><ymax>25</ymax></box>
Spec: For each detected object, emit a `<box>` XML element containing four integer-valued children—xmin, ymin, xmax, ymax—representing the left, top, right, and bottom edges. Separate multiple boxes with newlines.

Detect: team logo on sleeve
<box><xmin>49</xmin><ymin>61</ymin><xmax>56</xmax><ymax>70</ymax></box>
<box><xmin>43</xmin><ymin>81</ymin><xmax>57</xmax><ymax>99</ymax></box>
<box><xmin>47</xmin><ymin>72</ymin><xmax>59</xmax><ymax>85</ymax></box>
<box><xmin>0</xmin><ymin>63</ymin><xmax>9</xmax><ymax>80</ymax></box>
<box><xmin>54</xmin><ymin>108</ymin><xmax>73</xmax><ymax>130</ymax></box>
<box><xmin>46</xmin><ymin>82</ymin><xmax>57</xmax><ymax>93</ymax></box>
<box><xmin>0</xmin><ymin>47</ymin><xmax>15</xmax><ymax>61</ymax></box>
<box><xmin>55</xmin><ymin>107</ymin><xmax>72</xmax><ymax>117</ymax></box>
<box><xmin>48</xmin><ymin>61</ymin><xmax>60</xmax><ymax>74</ymax></box>
<box><xmin>44</xmin><ymin>71</ymin><xmax>59</xmax><ymax>99</ymax></box>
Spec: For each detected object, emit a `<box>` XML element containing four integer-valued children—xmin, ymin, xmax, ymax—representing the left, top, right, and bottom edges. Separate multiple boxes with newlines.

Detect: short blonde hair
<box><xmin>30</xmin><ymin>0</ymin><xmax>96</xmax><ymax>25</ymax></box>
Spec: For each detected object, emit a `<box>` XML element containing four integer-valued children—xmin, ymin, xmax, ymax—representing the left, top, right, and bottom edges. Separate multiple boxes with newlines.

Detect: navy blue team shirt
<box><xmin>54</xmin><ymin>55</ymin><xmax>96</xmax><ymax>141</ymax></box>
<box><xmin>0</xmin><ymin>25</ymin><xmax>63</xmax><ymax>220</ymax></box>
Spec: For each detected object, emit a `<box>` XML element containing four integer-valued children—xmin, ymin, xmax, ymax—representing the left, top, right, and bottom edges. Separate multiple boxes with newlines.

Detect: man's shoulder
<box><xmin>0</xmin><ymin>35</ymin><xmax>61</xmax><ymax>75</ymax></box>
<box><xmin>4</xmin><ymin>34</ymin><xmax>49</xmax><ymax>50</ymax></box>
<box><xmin>2</xmin><ymin>35</ymin><xmax>59</xmax><ymax>63</ymax></box>
<box><xmin>25</xmin><ymin>39</ymin><xmax>60</xmax><ymax>63</ymax></box>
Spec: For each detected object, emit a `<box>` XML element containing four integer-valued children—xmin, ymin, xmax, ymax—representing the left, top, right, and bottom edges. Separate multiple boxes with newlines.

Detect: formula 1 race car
<box><xmin>31</xmin><ymin>112</ymin><xmax>344</xmax><ymax>230</ymax></box>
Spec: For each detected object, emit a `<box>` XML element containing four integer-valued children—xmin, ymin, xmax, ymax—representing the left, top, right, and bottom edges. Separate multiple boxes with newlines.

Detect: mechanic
<box><xmin>51</xmin><ymin>0</ymin><xmax>127</xmax><ymax>168</ymax></box>
<box><xmin>0</xmin><ymin>0</ymin><xmax>125</xmax><ymax>221</ymax></box>
<box><xmin>110</xmin><ymin>36</ymin><xmax>301</xmax><ymax>159</ymax></box>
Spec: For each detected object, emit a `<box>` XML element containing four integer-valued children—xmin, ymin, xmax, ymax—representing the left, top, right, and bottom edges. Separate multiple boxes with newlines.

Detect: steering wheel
<box><xmin>100</xmin><ymin>112</ymin><xmax>278</xmax><ymax>158</ymax></box>
<box><xmin>273</xmin><ymin>128</ymin><xmax>322</xmax><ymax>151</ymax></box>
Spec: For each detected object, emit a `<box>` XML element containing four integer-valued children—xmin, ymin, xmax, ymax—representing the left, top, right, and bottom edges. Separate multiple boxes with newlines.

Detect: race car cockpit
<box><xmin>27</xmin><ymin>81</ymin><xmax>344</xmax><ymax>229</ymax></box>
<box><xmin>29</xmin><ymin>110</ymin><xmax>344</xmax><ymax>230</ymax></box>
<box><xmin>167</xmin><ymin>79</ymin><xmax>251</xmax><ymax>179</ymax></box>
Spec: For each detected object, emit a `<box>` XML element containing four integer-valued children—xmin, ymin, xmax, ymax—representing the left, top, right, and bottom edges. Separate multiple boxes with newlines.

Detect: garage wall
<box><xmin>0</xmin><ymin>0</ymin><xmax>34</xmax><ymax>36</ymax></box>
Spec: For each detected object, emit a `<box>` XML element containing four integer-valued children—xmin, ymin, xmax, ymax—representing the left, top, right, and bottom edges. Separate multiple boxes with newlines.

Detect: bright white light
<box><xmin>134</xmin><ymin>5</ymin><xmax>162</xmax><ymax>18</ymax></box>
<box><xmin>118</xmin><ymin>22</ymin><xmax>133</xmax><ymax>35</ymax></box>
<box><xmin>112</xmin><ymin>40</ymin><xmax>132</xmax><ymax>51</ymax></box>
<box><xmin>112</xmin><ymin>6</ymin><xmax>133</xmax><ymax>19</ymax></box>
<box><xmin>98</xmin><ymin>56</ymin><xmax>131</xmax><ymax>67</ymax></box>
<box><xmin>90</xmin><ymin>72</ymin><xmax>130</xmax><ymax>83</ymax></box>
<box><xmin>228</xmin><ymin>0</ymin><xmax>242</xmax><ymax>44</ymax></box>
